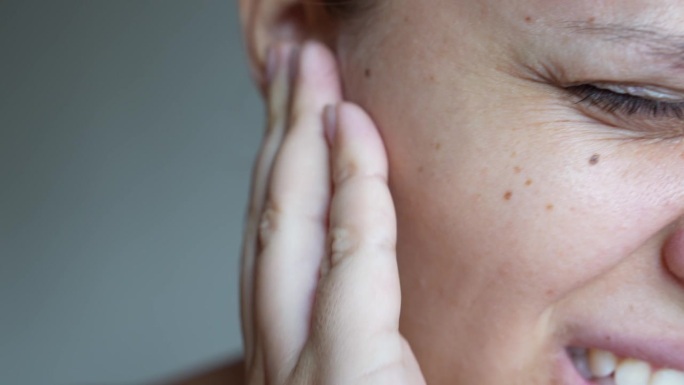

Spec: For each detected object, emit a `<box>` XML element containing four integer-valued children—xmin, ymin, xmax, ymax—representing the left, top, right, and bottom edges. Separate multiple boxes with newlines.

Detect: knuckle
<box><xmin>258</xmin><ymin>202</ymin><xmax>281</xmax><ymax>248</ymax></box>
<box><xmin>333</xmin><ymin>160</ymin><xmax>359</xmax><ymax>185</ymax></box>
<box><xmin>327</xmin><ymin>225</ymin><xmax>396</xmax><ymax>267</ymax></box>
<box><xmin>328</xmin><ymin>226</ymin><xmax>359</xmax><ymax>265</ymax></box>
<box><xmin>333</xmin><ymin>159</ymin><xmax>387</xmax><ymax>187</ymax></box>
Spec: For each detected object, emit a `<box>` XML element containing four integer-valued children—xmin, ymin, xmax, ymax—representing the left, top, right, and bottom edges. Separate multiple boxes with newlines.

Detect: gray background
<box><xmin>0</xmin><ymin>1</ymin><xmax>256</xmax><ymax>384</ymax></box>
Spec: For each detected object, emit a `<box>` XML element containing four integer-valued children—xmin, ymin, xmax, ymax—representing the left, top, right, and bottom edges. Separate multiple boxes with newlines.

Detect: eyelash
<box><xmin>567</xmin><ymin>84</ymin><xmax>684</xmax><ymax>120</ymax></box>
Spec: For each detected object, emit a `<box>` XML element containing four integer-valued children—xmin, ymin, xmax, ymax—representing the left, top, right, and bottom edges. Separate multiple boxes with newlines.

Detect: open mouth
<box><xmin>568</xmin><ymin>347</ymin><xmax>684</xmax><ymax>385</ymax></box>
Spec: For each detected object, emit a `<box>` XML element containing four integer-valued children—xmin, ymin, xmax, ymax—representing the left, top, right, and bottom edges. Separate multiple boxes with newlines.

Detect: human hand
<box><xmin>239</xmin><ymin>40</ymin><xmax>426</xmax><ymax>385</ymax></box>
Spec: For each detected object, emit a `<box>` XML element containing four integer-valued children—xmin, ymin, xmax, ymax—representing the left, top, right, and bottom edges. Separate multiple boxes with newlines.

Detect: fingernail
<box><xmin>324</xmin><ymin>104</ymin><xmax>338</xmax><ymax>145</ymax></box>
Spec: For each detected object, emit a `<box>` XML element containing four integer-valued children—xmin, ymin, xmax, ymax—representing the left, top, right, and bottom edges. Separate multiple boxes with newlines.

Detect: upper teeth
<box><xmin>571</xmin><ymin>348</ymin><xmax>684</xmax><ymax>385</ymax></box>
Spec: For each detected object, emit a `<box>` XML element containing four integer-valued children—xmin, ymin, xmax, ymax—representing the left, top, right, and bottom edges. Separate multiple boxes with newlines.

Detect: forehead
<box><xmin>459</xmin><ymin>0</ymin><xmax>684</xmax><ymax>81</ymax></box>
<box><xmin>496</xmin><ymin>0</ymin><xmax>684</xmax><ymax>30</ymax></box>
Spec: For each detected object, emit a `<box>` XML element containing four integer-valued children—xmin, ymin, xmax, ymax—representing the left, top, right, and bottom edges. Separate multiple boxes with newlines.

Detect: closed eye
<box><xmin>565</xmin><ymin>84</ymin><xmax>684</xmax><ymax>139</ymax></box>
<box><xmin>568</xmin><ymin>84</ymin><xmax>684</xmax><ymax>119</ymax></box>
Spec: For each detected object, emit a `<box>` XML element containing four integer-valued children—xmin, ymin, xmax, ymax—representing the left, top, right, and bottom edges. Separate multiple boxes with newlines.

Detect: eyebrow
<box><xmin>563</xmin><ymin>21</ymin><xmax>684</xmax><ymax>69</ymax></box>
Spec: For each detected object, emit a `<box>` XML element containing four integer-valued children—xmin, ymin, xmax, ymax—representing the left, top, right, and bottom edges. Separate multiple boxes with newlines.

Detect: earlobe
<box><xmin>239</xmin><ymin>0</ymin><xmax>336</xmax><ymax>91</ymax></box>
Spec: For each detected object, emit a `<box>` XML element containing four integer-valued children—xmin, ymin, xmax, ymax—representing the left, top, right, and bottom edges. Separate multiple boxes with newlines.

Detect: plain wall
<box><xmin>0</xmin><ymin>1</ymin><xmax>256</xmax><ymax>383</ymax></box>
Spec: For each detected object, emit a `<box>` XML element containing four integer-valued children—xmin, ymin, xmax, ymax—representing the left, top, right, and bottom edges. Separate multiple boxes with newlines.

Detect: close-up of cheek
<box><xmin>332</xmin><ymin>0</ymin><xmax>684</xmax><ymax>383</ymax></box>
<box><xmin>342</xmin><ymin>28</ymin><xmax>674</xmax><ymax>298</ymax></box>
<box><xmin>337</xmin><ymin>7</ymin><xmax>684</xmax><ymax>382</ymax></box>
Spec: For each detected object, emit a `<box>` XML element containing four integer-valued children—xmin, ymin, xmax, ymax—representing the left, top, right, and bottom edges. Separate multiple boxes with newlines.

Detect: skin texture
<box><xmin>333</xmin><ymin>0</ymin><xmax>684</xmax><ymax>384</ymax></box>
<box><xmin>222</xmin><ymin>1</ymin><xmax>684</xmax><ymax>385</ymax></box>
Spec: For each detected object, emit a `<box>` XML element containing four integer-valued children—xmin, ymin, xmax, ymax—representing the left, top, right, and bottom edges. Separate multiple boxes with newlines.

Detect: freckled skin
<box><xmin>336</xmin><ymin>0</ymin><xmax>684</xmax><ymax>384</ymax></box>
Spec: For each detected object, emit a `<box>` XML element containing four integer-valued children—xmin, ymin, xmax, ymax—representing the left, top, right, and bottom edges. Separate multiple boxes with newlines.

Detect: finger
<box><xmin>255</xmin><ymin>41</ymin><xmax>343</xmax><ymax>381</ymax></box>
<box><xmin>240</xmin><ymin>42</ymin><xmax>296</xmax><ymax>370</ymax></box>
<box><xmin>313</xmin><ymin>103</ymin><xmax>404</xmax><ymax>382</ymax></box>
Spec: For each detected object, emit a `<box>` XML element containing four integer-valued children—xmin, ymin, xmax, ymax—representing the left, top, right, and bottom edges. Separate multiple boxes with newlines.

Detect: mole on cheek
<box><xmin>525</xmin><ymin>179</ymin><xmax>533</xmax><ymax>187</ymax></box>
<box><xmin>589</xmin><ymin>154</ymin><xmax>600</xmax><ymax>165</ymax></box>
<box><xmin>546</xmin><ymin>204</ymin><xmax>554</xmax><ymax>212</ymax></box>
<box><xmin>504</xmin><ymin>191</ymin><xmax>513</xmax><ymax>201</ymax></box>
<box><xmin>364</xmin><ymin>68</ymin><xmax>372</xmax><ymax>78</ymax></box>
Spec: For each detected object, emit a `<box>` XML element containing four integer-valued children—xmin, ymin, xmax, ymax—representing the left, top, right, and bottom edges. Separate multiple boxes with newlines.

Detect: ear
<box><xmin>239</xmin><ymin>0</ymin><xmax>336</xmax><ymax>90</ymax></box>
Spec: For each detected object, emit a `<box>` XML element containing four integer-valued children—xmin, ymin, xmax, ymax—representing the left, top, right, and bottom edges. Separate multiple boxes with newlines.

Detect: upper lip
<box><xmin>568</xmin><ymin>327</ymin><xmax>684</xmax><ymax>372</ymax></box>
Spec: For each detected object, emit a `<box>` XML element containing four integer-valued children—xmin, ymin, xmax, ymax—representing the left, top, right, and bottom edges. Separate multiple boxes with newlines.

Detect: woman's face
<box><xmin>335</xmin><ymin>0</ymin><xmax>684</xmax><ymax>384</ymax></box>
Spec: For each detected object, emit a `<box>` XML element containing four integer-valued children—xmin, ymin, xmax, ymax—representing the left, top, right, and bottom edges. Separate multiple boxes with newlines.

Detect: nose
<box><xmin>663</xmin><ymin>228</ymin><xmax>684</xmax><ymax>284</ymax></box>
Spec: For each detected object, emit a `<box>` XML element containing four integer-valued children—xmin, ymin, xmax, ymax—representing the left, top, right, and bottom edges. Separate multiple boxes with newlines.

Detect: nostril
<box><xmin>663</xmin><ymin>228</ymin><xmax>684</xmax><ymax>283</ymax></box>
